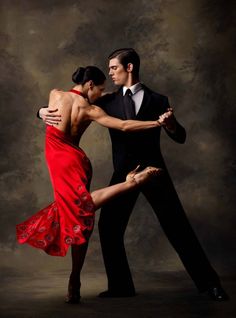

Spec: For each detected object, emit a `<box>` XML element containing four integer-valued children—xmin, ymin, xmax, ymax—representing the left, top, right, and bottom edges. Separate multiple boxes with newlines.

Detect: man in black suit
<box><xmin>38</xmin><ymin>48</ymin><xmax>228</xmax><ymax>301</ymax></box>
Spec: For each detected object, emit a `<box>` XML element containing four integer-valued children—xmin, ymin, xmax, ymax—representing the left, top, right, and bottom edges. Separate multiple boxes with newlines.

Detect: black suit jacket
<box><xmin>96</xmin><ymin>84</ymin><xmax>186</xmax><ymax>172</ymax></box>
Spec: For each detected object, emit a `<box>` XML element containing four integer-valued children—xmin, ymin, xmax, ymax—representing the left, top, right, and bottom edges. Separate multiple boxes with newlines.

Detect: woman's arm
<box><xmin>86</xmin><ymin>105</ymin><xmax>161</xmax><ymax>131</ymax></box>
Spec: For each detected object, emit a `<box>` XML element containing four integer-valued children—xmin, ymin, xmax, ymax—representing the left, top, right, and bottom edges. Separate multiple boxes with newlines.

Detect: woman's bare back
<box><xmin>48</xmin><ymin>89</ymin><xmax>92</xmax><ymax>145</ymax></box>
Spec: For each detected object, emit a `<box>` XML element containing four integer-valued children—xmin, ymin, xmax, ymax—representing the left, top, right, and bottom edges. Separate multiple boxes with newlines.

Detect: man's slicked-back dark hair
<box><xmin>108</xmin><ymin>48</ymin><xmax>140</xmax><ymax>77</ymax></box>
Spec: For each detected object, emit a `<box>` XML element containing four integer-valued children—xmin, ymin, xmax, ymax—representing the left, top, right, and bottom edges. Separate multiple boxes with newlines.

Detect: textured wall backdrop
<box><xmin>0</xmin><ymin>0</ymin><xmax>235</xmax><ymax>277</ymax></box>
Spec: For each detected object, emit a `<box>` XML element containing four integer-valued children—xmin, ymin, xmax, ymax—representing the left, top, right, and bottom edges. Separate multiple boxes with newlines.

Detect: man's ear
<box><xmin>127</xmin><ymin>63</ymin><xmax>134</xmax><ymax>73</ymax></box>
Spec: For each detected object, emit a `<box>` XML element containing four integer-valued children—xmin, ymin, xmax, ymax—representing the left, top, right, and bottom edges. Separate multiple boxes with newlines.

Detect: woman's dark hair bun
<box><xmin>72</xmin><ymin>67</ymin><xmax>85</xmax><ymax>84</ymax></box>
<box><xmin>72</xmin><ymin>66</ymin><xmax>106</xmax><ymax>85</ymax></box>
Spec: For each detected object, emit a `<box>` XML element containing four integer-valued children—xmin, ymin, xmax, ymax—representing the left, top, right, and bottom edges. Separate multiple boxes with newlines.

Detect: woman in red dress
<box><xmin>16</xmin><ymin>66</ymin><xmax>162</xmax><ymax>303</ymax></box>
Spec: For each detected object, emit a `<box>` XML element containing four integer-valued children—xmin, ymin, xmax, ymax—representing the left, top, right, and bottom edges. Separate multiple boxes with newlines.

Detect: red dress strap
<box><xmin>69</xmin><ymin>89</ymin><xmax>86</xmax><ymax>97</ymax></box>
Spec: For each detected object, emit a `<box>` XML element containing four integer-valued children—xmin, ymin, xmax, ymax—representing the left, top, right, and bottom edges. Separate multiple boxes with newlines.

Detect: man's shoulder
<box><xmin>142</xmin><ymin>84</ymin><xmax>168</xmax><ymax>100</ymax></box>
<box><xmin>96</xmin><ymin>88</ymin><xmax>121</xmax><ymax>107</ymax></box>
<box><xmin>100</xmin><ymin>91</ymin><xmax>118</xmax><ymax>101</ymax></box>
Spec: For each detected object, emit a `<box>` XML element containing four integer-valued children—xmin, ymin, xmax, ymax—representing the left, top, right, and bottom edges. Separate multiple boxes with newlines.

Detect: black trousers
<box><xmin>98</xmin><ymin>169</ymin><xmax>220</xmax><ymax>293</ymax></box>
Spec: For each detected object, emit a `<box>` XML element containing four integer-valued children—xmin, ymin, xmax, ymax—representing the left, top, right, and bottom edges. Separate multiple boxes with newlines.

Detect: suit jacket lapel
<box><xmin>136</xmin><ymin>85</ymin><xmax>152</xmax><ymax>119</ymax></box>
<box><xmin>117</xmin><ymin>88</ymin><xmax>127</xmax><ymax>119</ymax></box>
<box><xmin>107</xmin><ymin>88</ymin><xmax>127</xmax><ymax>119</ymax></box>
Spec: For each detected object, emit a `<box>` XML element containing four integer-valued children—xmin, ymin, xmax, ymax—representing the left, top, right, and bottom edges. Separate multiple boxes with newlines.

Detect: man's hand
<box><xmin>158</xmin><ymin>108</ymin><xmax>177</xmax><ymax>132</ymax></box>
<box><xmin>39</xmin><ymin>107</ymin><xmax>61</xmax><ymax>125</ymax></box>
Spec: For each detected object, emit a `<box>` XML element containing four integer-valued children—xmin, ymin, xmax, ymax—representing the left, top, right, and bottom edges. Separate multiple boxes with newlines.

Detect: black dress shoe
<box><xmin>207</xmin><ymin>285</ymin><xmax>229</xmax><ymax>301</ymax></box>
<box><xmin>98</xmin><ymin>290</ymin><xmax>136</xmax><ymax>298</ymax></box>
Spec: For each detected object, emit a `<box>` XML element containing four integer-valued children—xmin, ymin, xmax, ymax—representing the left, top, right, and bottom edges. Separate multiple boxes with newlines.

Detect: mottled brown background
<box><xmin>0</xmin><ymin>0</ymin><xmax>235</xmax><ymax>279</ymax></box>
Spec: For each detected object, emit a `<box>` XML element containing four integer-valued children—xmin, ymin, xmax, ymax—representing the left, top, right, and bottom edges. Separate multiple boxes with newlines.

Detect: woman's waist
<box><xmin>46</xmin><ymin>125</ymin><xmax>73</xmax><ymax>141</ymax></box>
<box><xmin>46</xmin><ymin>125</ymin><xmax>89</xmax><ymax>159</ymax></box>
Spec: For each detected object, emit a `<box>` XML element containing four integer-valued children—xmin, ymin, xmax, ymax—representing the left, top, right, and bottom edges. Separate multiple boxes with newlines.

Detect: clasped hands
<box><xmin>157</xmin><ymin>108</ymin><xmax>177</xmax><ymax>132</ymax></box>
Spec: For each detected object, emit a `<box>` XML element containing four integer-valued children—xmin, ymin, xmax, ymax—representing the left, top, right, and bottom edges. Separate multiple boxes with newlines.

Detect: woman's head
<box><xmin>72</xmin><ymin>66</ymin><xmax>106</xmax><ymax>102</ymax></box>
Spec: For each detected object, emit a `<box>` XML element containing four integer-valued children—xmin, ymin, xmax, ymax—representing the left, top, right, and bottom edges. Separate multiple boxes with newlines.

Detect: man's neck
<box><xmin>124</xmin><ymin>77</ymin><xmax>139</xmax><ymax>88</ymax></box>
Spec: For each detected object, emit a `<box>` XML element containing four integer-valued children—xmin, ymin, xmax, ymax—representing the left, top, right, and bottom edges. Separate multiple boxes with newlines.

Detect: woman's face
<box><xmin>87</xmin><ymin>82</ymin><xmax>106</xmax><ymax>103</ymax></box>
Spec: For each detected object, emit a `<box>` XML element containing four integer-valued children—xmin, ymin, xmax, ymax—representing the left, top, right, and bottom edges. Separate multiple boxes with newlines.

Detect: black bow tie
<box><xmin>123</xmin><ymin>89</ymin><xmax>136</xmax><ymax>119</ymax></box>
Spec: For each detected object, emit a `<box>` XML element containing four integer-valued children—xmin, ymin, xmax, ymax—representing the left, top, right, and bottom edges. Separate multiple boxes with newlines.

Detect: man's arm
<box><xmin>159</xmin><ymin>97</ymin><xmax>186</xmax><ymax>144</ymax></box>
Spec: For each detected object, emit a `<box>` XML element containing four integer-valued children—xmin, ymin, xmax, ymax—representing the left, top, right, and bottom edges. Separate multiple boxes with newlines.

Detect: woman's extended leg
<box><xmin>91</xmin><ymin>166</ymin><xmax>162</xmax><ymax>210</ymax></box>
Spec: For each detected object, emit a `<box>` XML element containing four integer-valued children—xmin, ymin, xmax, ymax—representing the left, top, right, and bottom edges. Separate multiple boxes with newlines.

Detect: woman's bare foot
<box><xmin>126</xmin><ymin>165</ymin><xmax>140</xmax><ymax>181</ymax></box>
<box><xmin>126</xmin><ymin>166</ymin><xmax>162</xmax><ymax>186</ymax></box>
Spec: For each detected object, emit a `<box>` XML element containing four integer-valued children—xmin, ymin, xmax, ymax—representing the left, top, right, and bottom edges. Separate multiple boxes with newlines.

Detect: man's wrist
<box><xmin>37</xmin><ymin>109</ymin><xmax>42</xmax><ymax>119</ymax></box>
<box><xmin>37</xmin><ymin>106</ymin><xmax>48</xmax><ymax>119</ymax></box>
<box><xmin>39</xmin><ymin>109</ymin><xmax>43</xmax><ymax>119</ymax></box>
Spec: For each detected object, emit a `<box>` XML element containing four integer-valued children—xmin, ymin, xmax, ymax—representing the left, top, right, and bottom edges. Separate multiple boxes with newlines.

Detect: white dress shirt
<box><xmin>123</xmin><ymin>82</ymin><xmax>144</xmax><ymax>115</ymax></box>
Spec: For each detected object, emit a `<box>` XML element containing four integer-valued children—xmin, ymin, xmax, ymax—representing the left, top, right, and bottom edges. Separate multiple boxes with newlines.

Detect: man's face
<box><xmin>108</xmin><ymin>58</ymin><xmax>129</xmax><ymax>86</ymax></box>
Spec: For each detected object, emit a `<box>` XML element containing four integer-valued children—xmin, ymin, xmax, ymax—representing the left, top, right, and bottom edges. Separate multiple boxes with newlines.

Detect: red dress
<box><xmin>16</xmin><ymin>124</ymin><xmax>95</xmax><ymax>257</ymax></box>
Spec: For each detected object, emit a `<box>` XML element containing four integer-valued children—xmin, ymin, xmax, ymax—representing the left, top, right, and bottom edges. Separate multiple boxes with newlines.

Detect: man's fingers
<box><xmin>46</xmin><ymin>114</ymin><xmax>61</xmax><ymax>118</ymax></box>
<box><xmin>43</xmin><ymin>116</ymin><xmax>61</xmax><ymax>123</ymax></box>
<box><xmin>45</xmin><ymin>119</ymin><xmax>60</xmax><ymax>123</ymax></box>
<box><xmin>45</xmin><ymin>120</ymin><xmax>59</xmax><ymax>125</ymax></box>
<box><xmin>48</xmin><ymin>108</ymin><xmax>58</xmax><ymax>113</ymax></box>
